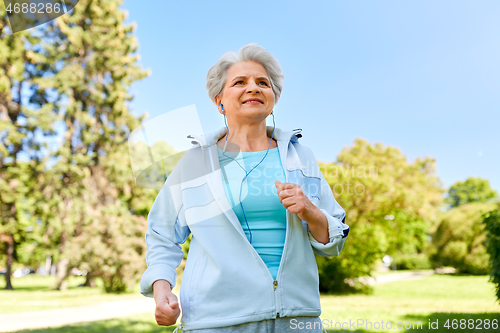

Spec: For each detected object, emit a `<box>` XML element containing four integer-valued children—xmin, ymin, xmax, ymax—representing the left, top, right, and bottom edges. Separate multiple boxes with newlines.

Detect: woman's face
<box><xmin>216</xmin><ymin>61</ymin><xmax>275</xmax><ymax>122</ymax></box>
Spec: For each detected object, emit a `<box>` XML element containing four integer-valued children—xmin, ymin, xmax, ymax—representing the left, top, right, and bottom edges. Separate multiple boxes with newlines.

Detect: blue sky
<box><xmin>122</xmin><ymin>0</ymin><xmax>500</xmax><ymax>192</ymax></box>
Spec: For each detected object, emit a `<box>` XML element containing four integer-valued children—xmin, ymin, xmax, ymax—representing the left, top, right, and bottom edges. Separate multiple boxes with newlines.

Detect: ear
<box><xmin>214</xmin><ymin>95</ymin><xmax>222</xmax><ymax>111</ymax></box>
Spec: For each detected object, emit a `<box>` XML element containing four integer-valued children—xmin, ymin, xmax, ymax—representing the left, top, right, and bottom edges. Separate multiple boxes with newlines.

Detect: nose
<box><xmin>246</xmin><ymin>80</ymin><xmax>260</xmax><ymax>94</ymax></box>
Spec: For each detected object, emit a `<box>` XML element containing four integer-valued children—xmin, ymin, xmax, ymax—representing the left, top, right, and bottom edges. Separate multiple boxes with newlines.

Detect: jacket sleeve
<box><xmin>307</xmin><ymin>163</ymin><xmax>349</xmax><ymax>257</ymax></box>
<box><xmin>140</xmin><ymin>181</ymin><xmax>191</xmax><ymax>298</ymax></box>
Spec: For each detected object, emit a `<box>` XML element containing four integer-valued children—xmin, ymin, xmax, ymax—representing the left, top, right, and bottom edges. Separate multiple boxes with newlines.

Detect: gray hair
<box><xmin>206</xmin><ymin>43</ymin><xmax>284</xmax><ymax>105</ymax></box>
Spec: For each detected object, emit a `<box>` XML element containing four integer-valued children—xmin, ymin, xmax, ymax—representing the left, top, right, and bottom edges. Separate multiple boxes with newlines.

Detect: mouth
<box><xmin>242</xmin><ymin>99</ymin><xmax>264</xmax><ymax>104</ymax></box>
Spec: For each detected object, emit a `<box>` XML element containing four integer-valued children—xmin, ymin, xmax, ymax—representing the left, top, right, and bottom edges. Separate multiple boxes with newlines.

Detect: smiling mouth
<box><xmin>243</xmin><ymin>100</ymin><xmax>263</xmax><ymax>104</ymax></box>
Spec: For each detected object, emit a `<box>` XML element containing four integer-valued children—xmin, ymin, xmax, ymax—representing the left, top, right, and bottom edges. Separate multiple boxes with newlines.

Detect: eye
<box><xmin>234</xmin><ymin>80</ymin><xmax>244</xmax><ymax>85</ymax></box>
<box><xmin>259</xmin><ymin>81</ymin><xmax>269</xmax><ymax>86</ymax></box>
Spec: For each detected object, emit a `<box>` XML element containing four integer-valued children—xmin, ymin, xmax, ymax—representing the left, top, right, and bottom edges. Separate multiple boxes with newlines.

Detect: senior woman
<box><xmin>140</xmin><ymin>43</ymin><xmax>349</xmax><ymax>333</ymax></box>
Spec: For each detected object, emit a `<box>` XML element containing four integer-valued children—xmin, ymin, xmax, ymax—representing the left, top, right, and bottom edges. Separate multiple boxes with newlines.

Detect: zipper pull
<box><xmin>274</xmin><ymin>280</ymin><xmax>279</xmax><ymax>318</ymax></box>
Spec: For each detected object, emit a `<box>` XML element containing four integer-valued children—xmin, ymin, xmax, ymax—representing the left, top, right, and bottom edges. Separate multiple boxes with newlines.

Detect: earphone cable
<box><xmin>221</xmin><ymin>111</ymin><xmax>276</xmax><ymax>245</ymax></box>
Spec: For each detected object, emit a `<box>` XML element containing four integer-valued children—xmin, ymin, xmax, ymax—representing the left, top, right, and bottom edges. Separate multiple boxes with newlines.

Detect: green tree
<box><xmin>0</xmin><ymin>5</ymin><xmax>58</xmax><ymax>289</ymax></box>
<box><xmin>446</xmin><ymin>177</ymin><xmax>498</xmax><ymax>209</ymax></box>
<box><xmin>30</xmin><ymin>0</ymin><xmax>152</xmax><ymax>291</ymax></box>
<box><xmin>430</xmin><ymin>202</ymin><xmax>497</xmax><ymax>275</ymax></box>
<box><xmin>1</xmin><ymin>0</ymin><xmax>156</xmax><ymax>292</ymax></box>
<box><xmin>316</xmin><ymin>138</ymin><xmax>443</xmax><ymax>293</ymax></box>
<box><xmin>482</xmin><ymin>206</ymin><xmax>500</xmax><ymax>303</ymax></box>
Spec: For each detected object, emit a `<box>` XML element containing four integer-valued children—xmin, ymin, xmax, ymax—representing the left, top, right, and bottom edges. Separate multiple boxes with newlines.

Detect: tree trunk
<box><xmin>45</xmin><ymin>255</ymin><xmax>52</xmax><ymax>275</ymax></box>
<box><xmin>4</xmin><ymin>234</ymin><xmax>15</xmax><ymax>290</ymax></box>
<box><xmin>53</xmin><ymin>258</ymin><xmax>70</xmax><ymax>290</ymax></box>
<box><xmin>53</xmin><ymin>230</ymin><xmax>70</xmax><ymax>290</ymax></box>
<box><xmin>84</xmin><ymin>272</ymin><xmax>96</xmax><ymax>287</ymax></box>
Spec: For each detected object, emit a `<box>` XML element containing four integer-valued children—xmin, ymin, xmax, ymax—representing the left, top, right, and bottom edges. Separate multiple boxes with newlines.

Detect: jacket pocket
<box><xmin>286</xmin><ymin>169</ymin><xmax>322</xmax><ymax>210</ymax></box>
<box><xmin>287</xmin><ymin>169</ymin><xmax>321</xmax><ymax>202</ymax></box>
<box><xmin>180</xmin><ymin>242</ymin><xmax>202</xmax><ymax>320</ymax></box>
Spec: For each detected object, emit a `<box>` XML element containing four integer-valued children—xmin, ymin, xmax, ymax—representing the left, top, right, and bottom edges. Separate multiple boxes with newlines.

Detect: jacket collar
<box><xmin>187</xmin><ymin>126</ymin><xmax>302</xmax><ymax>148</ymax></box>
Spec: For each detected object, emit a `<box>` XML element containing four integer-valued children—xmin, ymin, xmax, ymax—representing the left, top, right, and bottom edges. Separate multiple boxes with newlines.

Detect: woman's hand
<box><xmin>275</xmin><ymin>180</ymin><xmax>330</xmax><ymax>244</ymax></box>
<box><xmin>153</xmin><ymin>280</ymin><xmax>180</xmax><ymax>326</ymax></box>
<box><xmin>275</xmin><ymin>180</ymin><xmax>318</xmax><ymax>221</ymax></box>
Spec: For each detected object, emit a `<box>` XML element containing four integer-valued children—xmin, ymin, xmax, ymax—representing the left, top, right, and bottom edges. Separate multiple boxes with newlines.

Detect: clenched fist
<box><xmin>153</xmin><ymin>280</ymin><xmax>180</xmax><ymax>326</ymax></box>
<box><xmin>275</xmin><ymin>180</ymin><xmax>319</xmax><ymax>222</ymax></box>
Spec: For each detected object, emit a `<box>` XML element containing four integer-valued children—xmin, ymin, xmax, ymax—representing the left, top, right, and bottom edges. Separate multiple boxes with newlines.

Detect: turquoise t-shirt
<box><xmin>217</xmin><ymin>146</ymin><xmax>287</xmax><ymax>280</ymax></box>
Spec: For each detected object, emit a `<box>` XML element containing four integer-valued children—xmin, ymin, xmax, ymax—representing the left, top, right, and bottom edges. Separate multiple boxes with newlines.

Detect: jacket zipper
<box><xmin>262</xmin><ymin>131</ymin><xmax>298</xmax><ymax>319</ymax></box>
<box><xmin>274</xmin><ymin>280</ymin><xmax>279</xmax><ymax>318</ymax></box>
<box><xmin>273</xmin><ymin>136</ymin><xmax>294</xmax><ymax>319</ymax></box>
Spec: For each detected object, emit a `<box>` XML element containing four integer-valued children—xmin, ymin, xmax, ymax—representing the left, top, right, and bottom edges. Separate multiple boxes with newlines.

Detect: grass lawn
<box><xmin>4</xmin><ymin>273</ymin><xmax>500</xmax><ymax>332</ymax></box>
<box><xmin>319</xmin><ymin>274</ymin><xmax>500</xmax><ymax>332</ymax></box>
<box><xmin>13</xmin><ymin>312</ymin><xmax>175</xmax><ymax>333</ymax></box>
<box><xmin>0</xmin><ymin>275</ymin><xmax>144</xmax><ymax>314</ymax></box>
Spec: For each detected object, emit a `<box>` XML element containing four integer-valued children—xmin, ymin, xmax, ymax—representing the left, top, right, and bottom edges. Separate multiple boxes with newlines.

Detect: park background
<box><xmin>1</xmin><ymin>0</ymin><xmax>499</xmax><ymax>332</ymax></box>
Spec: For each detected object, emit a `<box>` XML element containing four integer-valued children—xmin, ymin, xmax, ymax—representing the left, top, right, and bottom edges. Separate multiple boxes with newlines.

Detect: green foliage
<box><xmin>0</xmin><ymin>4</ymin><xmax>59</xmax><ymax>289</ymax></box>
<box><xmin>1</xmin><ymin>0</ymin><xmax>154</xmax><ymax>292</ymax></box>
<box><xmin>62</xmin><ymin>145</ymin><xmax>152</xmax><ymax>293</ymax></box>
<box><xmin>129</xmin><ymin>140</ymin><xmax>182</xmax><ymax>189</ymax></box>
<box><xmin>394</xmin><ymin>253</ymin><xmax>432</xmax><ymax>270</ymax></box>
<box><xmin>430</xmin><ymin>202</ymin><xmax>496</xmax><ymax>275</ymax></box>
<box><xmin>446</xmin><ymin>177</ymin><xmax>498</xmax><ymax>209</ymax></box>
<box><xmin>37</xmin><ymin>0</ymin><xmax>153</xmax><ymax>291</ymax></box>
<box><xmin>317</xmin><ymin>222</ymin><xmax>386</xmax><ymax>294</ymax></box>
<box><xmin>482</xmin><ymin>207</ymin><xmax>500</xmax><ymax>303</ymax></box>
<box><xmin>317</xmin><ymin>138</ymin><xmax>443</xmax><ymax>293</ymax></box>
<box><xmin>386</xmin><ymin>211</ymin><xmax>431</xmax><ymax>256</ymax></box>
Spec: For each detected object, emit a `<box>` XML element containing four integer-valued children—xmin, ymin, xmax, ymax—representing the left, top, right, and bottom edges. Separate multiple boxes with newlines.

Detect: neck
<box><xmin>219</xmin><ymin>121</ymin><xmax>274</xmax><ymax>152</ymax></box>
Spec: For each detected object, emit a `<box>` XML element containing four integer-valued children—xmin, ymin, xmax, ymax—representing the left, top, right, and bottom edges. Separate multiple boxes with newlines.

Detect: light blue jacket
<box><xmin>140</xmin><ymin>126</ymin><xmax>350</xmax><ymax>331</ymax></box>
